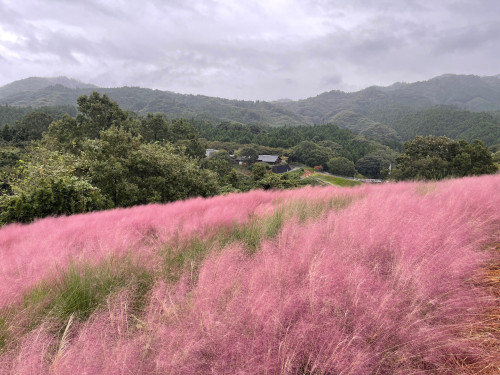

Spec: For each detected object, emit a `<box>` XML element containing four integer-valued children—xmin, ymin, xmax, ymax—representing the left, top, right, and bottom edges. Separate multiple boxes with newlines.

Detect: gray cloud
<box><xmin>0</xmin><ymin>0</ymin><xmax>499</xmax><ymax>100</ymax></box>
<box><xmin>433</xmin><ymin>22</ymin><xmax>500</xmax><ymax>53</ymax></box>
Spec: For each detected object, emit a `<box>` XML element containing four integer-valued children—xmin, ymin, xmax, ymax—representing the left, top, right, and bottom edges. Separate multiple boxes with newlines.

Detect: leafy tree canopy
<box><xmin>326</xmin><ymin>157</ymin><xmax>356</xmax><ymax>177</ymax></box>
<box><xmin>0</xmin><ymin>146</ymin><xmax>109</xmax><ymax>225</ymax></box>
<box><xmin>393</xmin><ymin>136</ymin><xmax>496</xmax><ymax>180</ymax></box>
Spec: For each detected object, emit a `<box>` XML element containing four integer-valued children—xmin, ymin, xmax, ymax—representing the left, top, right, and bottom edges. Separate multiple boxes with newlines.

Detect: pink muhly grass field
<box><xmin>0</xmin><ymin>175</ymin><xmax>499</xmax><ymax>374</ymax></box>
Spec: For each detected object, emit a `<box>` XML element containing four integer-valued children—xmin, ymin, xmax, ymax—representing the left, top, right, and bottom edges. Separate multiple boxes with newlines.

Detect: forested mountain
<box><xmin>326</xmin><ymin>111</ymin><xmax>401</xmax><ymax>148</ymax></box>
<box><xmin>0</xmin><ymin>85</ymin><xmax>311</xmax><ymax>127</ymax></box>
<box><xmin>1</xmin><ymin>74</ymin><xmax>500</xmax><ymax>146</ymax></box>
<box><xmin>369</xmin><ymin>107</ymin><xmax>500</xmax><ymax>147</ymax></box>
<box><xmin>278</xmin><ymin>74</ymin><xmax>500</xmax><ymax>120</ymax></box>
<box><xmin>0</xmin><ymin>77</ymin><xmax>96</xmax><ymax>99</ymax></box>
<box><xmin>274</xmin><ymin>74</ymin><xmax>500</xmax><ymax>146</ymax></box>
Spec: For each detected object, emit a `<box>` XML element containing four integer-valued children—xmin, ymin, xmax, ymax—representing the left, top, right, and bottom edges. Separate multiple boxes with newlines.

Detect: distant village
<box><xmin>205</xmin><ymin>149</ymin><xmax>292</xmax><ymax>174</ymax></box>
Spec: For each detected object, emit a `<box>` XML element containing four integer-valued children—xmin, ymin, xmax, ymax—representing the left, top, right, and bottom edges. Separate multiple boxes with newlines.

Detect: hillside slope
<box><xmin>0</xmin><ymin>176</ymin><xmax>499</xmax><ymax>374</ymax></box>
<box><xmin>0</xmin><ymin>77</ymin><xmax>96</xmax><ymax>99</ymax></box>
<box><xmin>328</xmin><ymin>110</ymin><xmax>402</xmax><ymax>147</ymax></box>
<box><xmin>0</xmin><ymin>84</ymin><xmax>312</xmax><ymax>127</ymax></box>
<box><xmin>2</xmin><ymin>74</ymin><xmax>500</xmax><ymax>146</ymax></box>
<box><xmin>278</xmin><ymin>74</ymin><xmax>500</xmax><ymax>121</ymax></box>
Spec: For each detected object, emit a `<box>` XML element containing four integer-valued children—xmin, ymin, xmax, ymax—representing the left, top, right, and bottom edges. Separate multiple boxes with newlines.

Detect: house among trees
<box><xmin>258</xmin><ymin>155</ymin><xmax>281</xmax><ymax>164</ymax></box>
<box><xmin>272</xmin><ymin>164</ymin><xmax>292</xmax><ymax>174</ymax></box>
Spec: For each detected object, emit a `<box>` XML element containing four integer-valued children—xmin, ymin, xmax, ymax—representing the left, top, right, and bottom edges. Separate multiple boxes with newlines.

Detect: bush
<box><xmin>326</xmin><ymin>157</ymin><xmax>356</xmax><ymax>177</ymax></box>
<box><xmin>0</xmin><ymin>177</ymin><xmax>110</xmax><ymax>225</ymax></box>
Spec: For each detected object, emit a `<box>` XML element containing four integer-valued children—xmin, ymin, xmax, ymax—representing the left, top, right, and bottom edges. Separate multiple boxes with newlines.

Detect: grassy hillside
<box><xmin>0</xmin><ymin>176</ymin><xmax>499</xmax><ymax>374</ymax></box>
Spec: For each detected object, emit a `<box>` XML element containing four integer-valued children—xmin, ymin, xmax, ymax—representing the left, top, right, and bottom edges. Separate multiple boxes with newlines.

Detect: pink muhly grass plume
<box><xmin>149</xmin><ymin>176</ymin><xmax>499</xmax><ymax>373</ymax></box>
<box><xmin>1</xmin><ymin>326</ymin><xmax>54</xmax><ymax>375</ymax></box>
<box><xmin>0</xmin><ymin>175</ymin><xmax>498</xmax><ymax>374</ymax></box>
<box><xmin>0</xmin><ymin>187</ymin><xmax>350</xmax><ymax>307</ymax></box>
<box><xmin>52</xmin><ymin>290</ymin><xmax>156</xmax><ymax>375</ymax></box>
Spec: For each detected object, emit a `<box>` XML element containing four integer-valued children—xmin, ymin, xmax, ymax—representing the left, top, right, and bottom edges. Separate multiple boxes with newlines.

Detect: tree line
<box><xmin>0</xmin><ymin>93</ymin><xmax>313</xmax><ymax>225</ymax></box>
<box><xmin>0</xmin><ymin>92</ymin><xmax>497</xmax><ymax>226</ymax></box>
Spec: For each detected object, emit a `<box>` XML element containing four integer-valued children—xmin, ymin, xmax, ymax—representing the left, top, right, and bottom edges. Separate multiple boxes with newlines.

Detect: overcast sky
<box><xmin>0</xmin><ymin>0</ymin><xmax>499</xmax><ymax>100</ymax></box>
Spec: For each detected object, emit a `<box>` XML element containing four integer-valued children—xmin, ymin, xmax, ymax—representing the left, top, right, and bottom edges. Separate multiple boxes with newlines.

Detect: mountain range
<box><xmin>1</xmin><ymin>74</ymin><xmax>500</xmax><ymax>146</ymax></box>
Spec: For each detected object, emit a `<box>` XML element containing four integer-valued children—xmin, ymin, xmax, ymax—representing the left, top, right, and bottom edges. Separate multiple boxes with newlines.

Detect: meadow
<box><xmin>0</xmin><ymin>175</ymin><xmax>499</xmax><ymax>374</ymax></box>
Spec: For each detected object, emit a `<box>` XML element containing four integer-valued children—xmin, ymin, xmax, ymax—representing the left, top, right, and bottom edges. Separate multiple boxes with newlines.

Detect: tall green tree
<box><xmin>239</xmin><ymin>146</ymin><xmax>259</xmax><ymax>164</ymax></box>
<box><xmin>76</xmin><ymin>92</ymin><xmax>131</xmax><ymax>138</ymax></box>
<box><xmin>45</xmin><ymin>92</ymin><xmax>140</xmax><ymax>153</ymax></box>
<box><xmin>252</xmin><ymin>163</ymin><xmax>267</xmax><ymax>181</ymax></box>
<box><xmin>140</xmin><ymin>113</ymin><xmax>170</xmax><ymax>142</ymax></box>
<box><xmin>326</xmin><ymin>157</ymin><xmax>356</xmax><ymax>177</ymax></box>
<box><xmin>290</xmin><ymin>141</ymin><xmax>332</xmax><ymax>169</ymax></box>
<box><xmin>84</xmin><ymin>126</ymin><xmax>219</xmax><ymax>207</ymax></box>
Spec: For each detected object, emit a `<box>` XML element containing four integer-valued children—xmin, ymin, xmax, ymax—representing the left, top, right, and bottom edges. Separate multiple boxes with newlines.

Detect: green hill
<box><xmin>278</xmin><ymin>74</ymin><xmax>500</xmax><ymax>119</ymax></box>
<box><xmin>1</xmin><ymin>74</ymin><xmax>500</xmax><ymax>146</ymax></box>
<box><xmin>0</xmin><ymin>84</ymin><xmax>311</xmax><ymax>128</ymax></box>
<box><xmin>0</xmin><ymin>77</ymin><xmax>97</xmax><ymax>99</ymax></box>
<box><xmin>368</xmin><ymin>106</ymin><xmax>500</xmax><ymax>146</ymax></box>
<box><xmin>327</xmin><ymin>110</ymin><xmax>402</xmax><ymax>148</ymax></box>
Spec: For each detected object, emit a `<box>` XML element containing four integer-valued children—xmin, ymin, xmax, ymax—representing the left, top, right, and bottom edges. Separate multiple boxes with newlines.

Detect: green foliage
<box><xmin>251</xmin><ymin>162</ymin><xmax>267</xmax><ymax>181</ymax></box>
<box><xmin>355</xmin><ymin>149</ymin><xmax>396</xmax><ymax>179</ymax></box>
<box><xmin>44</xmin><ymin>115</ymin><xmax>82</xmax><ymax>152</ymax></box>
<box><xmin>0</xmin><ymin>112</ymin><xmax>55</xmax><ymax>145</ymax></box>
<box><xmin>257</xmin><ymin>172</ymin><xmax>300</xmax><ymax>190</ymax></box>
<box><xmin>492</xmin><ymin>151</ymin><xmax>500</xmax><ymax>163</ymax></box>
<box><xmin>0</xmin><ymin>177</ymin><xmax>110</xmax><ymax>225</ymax></box>
<box><xmin>274</xmin><ymin>76</ymin><xmax>500</xmax><ymax>147</ymax></box>
<box><xmin>0</xmin><ymin>106</ymin><xmax>32</xmax><ymax>128</ymax></box>
<box><xmin>0</xmin><ymin>105</ymin><xmax>75</xmax><ymax>130</ymax></box>
<box><xmin>44</xmin><ymin>92</ymin><xmax>140</xmax><ymax>153</ymax></box>
<box><xmin>2</xmin><ymin>75</ymin><xmax>500</xmax><ymax>149</ymax></box>
<box><xmin>1</xmin><ymin>95</ymin><xmax>223</xmax><ymax>226</ymax></box>
<box><xmin>2</xmin><ymin>89</ymin><xmax>381</xmax><ymax>226</ymax></box>
<box><xmin>76</xmin><ymin>92</ymin><xmax>130</xmax><ymax>138</ymax></box>
<box><xmin>0</xmin><ymin>146</ymin><xmax>23</xmax><ymax>169</ymax></box>
<box><xmin>196</xmin><ymin>122</ymin><xmax>380</xmax><ymax>162</ymax></box>
<box><xmin>225</xmin><ymin>168</ymin><xmax>240</xmax><ymax>188</ymax></box>
<box><xmin>326</xmin><ymin>157</ymin><xmax>357</xmax><ymax>177</ymax></box>
<box><xmin>170</xmin><ymin>118</ymin><xmax>206</xmax><ymax>158</ymax></box>
<box><xmin>393</xmin><ymin>136</ymin><xmax>497</xmax><ymax>180</ymax></box>
<box><xmin>140</xmin><ymin>115</ymin><xmax>206</xmax><ymax>158</ymax></box>
<box><xmin>327</xmin><ymin>110</ymin><xmax>402</xmax><ymax>149</ymax></box>
<box><xmin>200</xmin><ymin>149</ymin><xmax>234</xmax><ymax>189</ymax></box>
<box><xmin>317</xmin><ymin>140</ymin><xmax>346</xmax><ymax>156</ymax></box>
<box><xmin>0</xmin><ymin>147</ymin><xmax>109</xmax><ymax>225</ymax></box>
<box><xmin>239</xmin><ymin>146</ymin><xmax>259</xmax><ymax>164</ymax></box>
<box><xmin>45</xmin><ymin>258</ymin><xmax>153</xmax><ymax>323</ymax></box>
<box><xmin>139</xmin><ymin>113</ymin><xmax>170</xmax><ymax>142</ymax></box>
<box><xmin>369</xmin><ymin>106</ymin><xmax>500</xmax><ymax>147</ymax></box>
<box><xmin>0</xmin><ymin>106</ymin><xmax>75</xmax><ymax>147</ymax></box>
<box><xmin>289</xmin><ymin>141</ymin><xmax>332</xmax><ymax>169</ymax></box>
<box><xmin>85</xmin><ymin>127</ymin><xmax>219</xmax><ymax>207</ymax></box>
<box><xmin>200</xmin><ymin>157</ymin><xmax>232</xmax><ymax>179</ymax></box>
<box><xmin>1</xmin><ymin>85</ymin><xmax>311</xmax><ymax>127</ymax></box>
